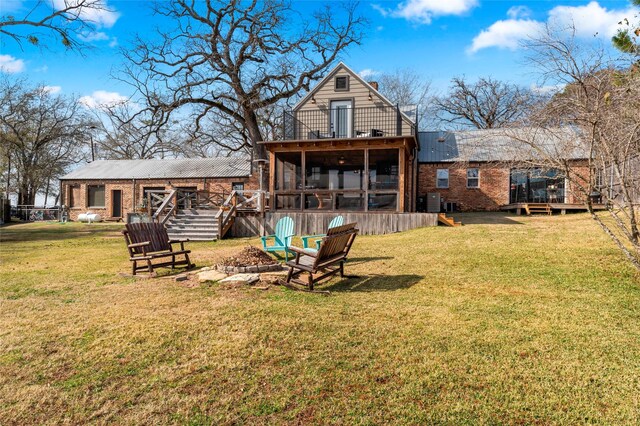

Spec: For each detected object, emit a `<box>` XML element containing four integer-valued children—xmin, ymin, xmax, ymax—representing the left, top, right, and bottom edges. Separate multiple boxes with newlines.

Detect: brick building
<box><xmin>416</xmin><ymin>129</ymin><xmax>590</xmax><ymax>212</ymax></box>
<box><xmin>60</xmin><ymin>157</ymin><xmax>257</xmax><ymax>221</ymax></box>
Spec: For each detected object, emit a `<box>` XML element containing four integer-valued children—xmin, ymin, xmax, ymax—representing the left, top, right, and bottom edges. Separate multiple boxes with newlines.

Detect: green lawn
<box><xmin>1</xmin><ymin>213</ymin><xmax>639</xmax><ymax>424</ymax></box>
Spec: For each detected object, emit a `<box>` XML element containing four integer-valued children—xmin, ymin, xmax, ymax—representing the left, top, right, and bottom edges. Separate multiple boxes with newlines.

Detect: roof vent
<box><xmin>368</xmin><ymin>81</ymin><xmax>379</xmax><ymax>90</ymax></box>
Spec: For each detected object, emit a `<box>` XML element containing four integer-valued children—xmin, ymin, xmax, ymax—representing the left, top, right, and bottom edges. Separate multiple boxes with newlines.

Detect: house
<box><xmin>59</xmin><ymin>157</ymin><xmax>257</xmax><ymax>223</ymax></box>
<box><xmin>263</xmin><ymin>62</ymin><xmax>420</xmax><ymax>214</ymax></box>
<box><xmin>416</xmin><ymin>128</ymin><xmax>596</xmax><ymax>213</ymax></box>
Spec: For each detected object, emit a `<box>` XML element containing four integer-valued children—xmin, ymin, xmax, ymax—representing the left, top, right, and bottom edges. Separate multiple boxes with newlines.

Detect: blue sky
<box><xmin>0</xmin><ymin>0</ymin><xmax>636</xmax><ymax>105</ymax></box>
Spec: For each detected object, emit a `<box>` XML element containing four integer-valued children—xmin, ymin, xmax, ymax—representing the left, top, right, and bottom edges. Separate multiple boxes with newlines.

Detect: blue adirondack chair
<box><xmin>261</xmin><ymin>216</ymin><xmax>295</xmax><ymax>261</ymax></box>
<box><xmin>301</xmin><ymin>216</ymin><xmax>344</xmax><ymax>251</ymax></box>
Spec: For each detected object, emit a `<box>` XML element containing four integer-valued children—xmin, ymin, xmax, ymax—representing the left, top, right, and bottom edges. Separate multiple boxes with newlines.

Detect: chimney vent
<box><xmin>368</xmin><ymin>81</ymin><xmax>379</xmax><ymax>91</ymax></box>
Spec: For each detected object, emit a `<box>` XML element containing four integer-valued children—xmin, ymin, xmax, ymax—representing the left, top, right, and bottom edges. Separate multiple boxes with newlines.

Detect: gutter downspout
<box><xmin>132</xmin><ymin>178</ymin><xmax>136</xmax><ymax>214</ymax></box>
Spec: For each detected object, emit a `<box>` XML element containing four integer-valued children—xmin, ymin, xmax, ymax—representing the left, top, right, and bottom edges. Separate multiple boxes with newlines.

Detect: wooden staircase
<box><xmin>438</xmin><ymin>213</ymin><xmax>462</xmax><ymax>227</ymax></box>
<box><xmin>165</xmin><ymin>209</ymin><xmax>221</xmax><ymax>241</ymax></box>
<box><xmin>149</xmin><ymin>189</ymin><xmax>267</xmax><ymax>242</ymax></box>
<box><xmin>524</xmin><ymin>203</ymin><xmax>552</xmax><ymax>215</ymax></box>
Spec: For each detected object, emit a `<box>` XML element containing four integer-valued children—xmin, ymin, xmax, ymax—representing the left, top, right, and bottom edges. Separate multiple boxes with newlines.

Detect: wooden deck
<box><xmin>230</xmin><ymin>212</ymin><xmax>438</xmax><ymax>237</ymax></box>
<box><xmin>501</xmin><ymin>203</ymin><xmax>606</xmax><ymax>215</ymax></box>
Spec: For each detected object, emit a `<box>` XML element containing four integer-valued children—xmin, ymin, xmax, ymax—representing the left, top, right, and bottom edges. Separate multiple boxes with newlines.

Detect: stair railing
<box><xmin>151</xmin><ymin>189</ymin><xmax>177</xmax><ymax>225</ymax></box>
<box><xmin>215</xmin><ymin>190</ymin><xmax>237</xmax><ymax>239</ymax></box>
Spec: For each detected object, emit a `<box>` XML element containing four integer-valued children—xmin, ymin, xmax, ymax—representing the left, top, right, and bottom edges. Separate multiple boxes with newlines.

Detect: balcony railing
<box><xmin>282</xmin><ymin>105</ymin><xmax>416</xmax><ymax>141</ymax></box>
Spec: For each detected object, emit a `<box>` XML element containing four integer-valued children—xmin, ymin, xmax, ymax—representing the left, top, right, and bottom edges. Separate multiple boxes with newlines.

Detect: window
<box><xmin>368</xmin><ymin>149</ymin><xmax>399</xmax><ymax>191</ymax></box>
<box><xmin>232</xmin><ymin>182</ymin><xmax>244</xmax><ymax>191</ymax></box>
<box><xmin>436</xmin><ymin>169</ymin><xmax>449</xmax><ymax>188</ymax></box>
<box><xmin>88</xmin><ymin>185</ymin><xmax>105</xmax><ymax>207</ymax></box>
<box><xmin>275</xmin><ymin>152</ymin><xmax>302</xmax><ymax>191</ymax></box>
<box><xmin>467</xmin><ymin>168</ymin><xmax>479</xmax><ymax>188</ymax></box>
<box><xmin>334</xmin><ymin>76</ymin><xmax>349</xmax><ymax>91</ymax></box>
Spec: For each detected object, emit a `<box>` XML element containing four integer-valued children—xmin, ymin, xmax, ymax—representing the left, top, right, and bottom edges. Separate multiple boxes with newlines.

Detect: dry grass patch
<box><xmin>1</xmin><ymin>214</ymin><xmax>639</xmax><ymax>424</ymax></box>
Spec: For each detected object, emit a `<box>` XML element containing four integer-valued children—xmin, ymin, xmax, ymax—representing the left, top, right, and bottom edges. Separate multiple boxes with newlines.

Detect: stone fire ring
<box><xmin>215</xmin><ymin>263</ymin><xmax>283</xmax><ymax>274</ymax></box>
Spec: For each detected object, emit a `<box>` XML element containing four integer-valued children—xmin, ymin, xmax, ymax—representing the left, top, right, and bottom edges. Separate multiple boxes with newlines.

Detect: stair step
<box><xmin>167</xmin><ymin>232</ymin><xmax>218</xmax><ymax>240</ymax></box>
<box><xmin>168</xmin><ymin>219</ymin><xmax>218</xmax><ymax>225</ymax></box>
<box><xmin>177</xmin><ymin>210</ymin><xmax>219</xmax><ymax>216</ymax></box>
<box><xmin>167</xmin><ymin>226</ymin><xmax>219</xmax><ymax>231</ymax></box>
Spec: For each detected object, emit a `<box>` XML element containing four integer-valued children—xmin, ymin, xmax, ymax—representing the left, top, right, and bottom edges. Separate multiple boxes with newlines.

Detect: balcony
<box><xmin>282</xmin><ymin>105</ymin><xmax>416</xmax><ymax>141</ymax></box>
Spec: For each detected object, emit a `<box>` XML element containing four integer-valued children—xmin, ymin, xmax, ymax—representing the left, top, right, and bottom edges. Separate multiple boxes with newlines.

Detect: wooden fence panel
<box><xmin>229</xmin><ymin>212</ymin><xmax>437</xmax><ymax>237</ymax></box>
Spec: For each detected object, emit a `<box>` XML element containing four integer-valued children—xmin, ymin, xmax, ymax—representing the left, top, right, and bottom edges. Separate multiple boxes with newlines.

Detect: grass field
<box><xmin>1</xmin><ymin>213</ymin><xmax>639</xmax><ymax>424</ymax></box>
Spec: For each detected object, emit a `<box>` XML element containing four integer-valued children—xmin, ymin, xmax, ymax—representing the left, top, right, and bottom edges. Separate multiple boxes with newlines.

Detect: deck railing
<box><xmin>282</xmin><ymin>105</ymin><xmax>416</xmax><ymax>141</ymax></box>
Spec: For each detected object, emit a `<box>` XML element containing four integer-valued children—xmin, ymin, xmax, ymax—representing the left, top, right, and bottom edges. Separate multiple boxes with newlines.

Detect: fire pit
<box><xmin>216</xmin><ymin>246</ymin><xmax>283</xmax><ymax>274</ymax></box>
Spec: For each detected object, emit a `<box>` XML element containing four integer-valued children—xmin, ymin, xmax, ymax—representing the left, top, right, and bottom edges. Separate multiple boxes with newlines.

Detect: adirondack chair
<box><xmin>301</xmin><ymin>215</ymin><xmax>345</xmax><ymax>251</ymax></box>
<box><xmin>285</xmin><ymin>223</ymin><xmax>358</xmax><ymax>290</ymax></box>
<box><xmin>261</xmin><ymin>216</ymin><xmax>295</xmax><ymax>261</ymax></box>
<box><xmin>122</xmin><ymin>222</ymin><xmax>194</xmax><ymax>276</ymax></box>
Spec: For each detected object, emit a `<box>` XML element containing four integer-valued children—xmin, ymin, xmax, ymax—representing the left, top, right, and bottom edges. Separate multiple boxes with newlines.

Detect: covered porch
<box><xmin>264</xmin><ymin>136</ymin><xmax>418</xmax><ymax>213</ymax></box>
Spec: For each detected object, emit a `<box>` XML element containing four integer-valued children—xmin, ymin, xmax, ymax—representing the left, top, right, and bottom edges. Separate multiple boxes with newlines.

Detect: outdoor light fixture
<box><xmin>338</xmin><ymin>156</ymin><xmax>346</xmax><ymax>165</ymax></box>
<box><xmin>311</xmin><ymin>95</ymin><xmax>316</xmax><ymax>104</ymax></box>
<box><xmin>368</xmin><ymin>91</ymin><xmax>372</xmax><ymax>101</ymax></box>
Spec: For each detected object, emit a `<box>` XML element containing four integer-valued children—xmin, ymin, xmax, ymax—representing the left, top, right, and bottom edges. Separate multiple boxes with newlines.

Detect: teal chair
<box><xmin>261</xmin><ymin>216</ymin><xmax>295</xmax><ymax>261</ymax></box>
<box><xmin>301</xmin><ymin>216</ymin><xmax>344</xmax><ymax>251</ymax></box>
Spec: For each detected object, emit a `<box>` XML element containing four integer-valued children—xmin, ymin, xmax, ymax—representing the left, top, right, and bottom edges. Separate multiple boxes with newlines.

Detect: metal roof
<box><xmin>417</xmin><ymin>128</ymin><xmax>589</xmax><ymax>163</ymax></box>
<box><xmin>61</xmin><ymin>157</ymin><xmax>251</xmax><ymax>180</ymax></box>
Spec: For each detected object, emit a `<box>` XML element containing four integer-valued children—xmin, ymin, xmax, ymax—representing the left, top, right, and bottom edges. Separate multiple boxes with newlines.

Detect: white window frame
<box><xmin>436</xmin><ymin>169</ymin><xmax>449</xmax><ymax>189</ymax></box>
<box><xmin>466</xmin><ymin>168</ymin><xmax>480</xmax><ymax>188</ymax></box>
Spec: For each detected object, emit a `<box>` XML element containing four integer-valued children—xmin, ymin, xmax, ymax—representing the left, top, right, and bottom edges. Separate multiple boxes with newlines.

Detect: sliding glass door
<box><xmin>510</xmin><ymin>168</ymin><xmax>566</xmax><ymax>203</ymax></box>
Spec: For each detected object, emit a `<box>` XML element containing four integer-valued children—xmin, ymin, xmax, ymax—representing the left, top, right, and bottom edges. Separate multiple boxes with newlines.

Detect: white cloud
<box><xmin>548</xmin><ymin>1</ymin><xmax>632</xmax><ymax>38</ymax></box>
<box><xmin>507</xmin><ymin>5</ymin><xmax>532</xmax><ymax>20</ymax></box>
<box><xmin>52</xmin><ymin>0</ymin><xmax>120</xmax><ymax>28</ymax></box>
<box><xmin>468</xmin><ymin>19</ymin><xmax>543</xmax><ymax>53</ymax></box>
<box><xmin>0</xmin><ymin>55</ymin><xmax>25</xmax><ymax>73</ymax></box>
<box><xmin>374</xmin><ymin>0</ymin><xmax>478</xmax><ymax>24</ymax></box>
<box><xmin>78</xmin><ymin>31</ymin><xmax>109</xmax><ymax>42</ymax></box>
<box><xmin>108</xmin><ymin>37</ymin><xmax>118</xmax><ymax>48</ymax></box>
<box><xmin>43</xmin><ymin>85</ymin><xmax>62</xmax><ymax>94</ymax></box>
<box><xmin>530</xmin><ymin>83</ymin><xmax>564</xmax><ymax>95</ymax></box>
<box><xmin>468</xmin><ymin>1</ymin><xmax>637</xmax><ymax>53</ymax></box>
<box><xmin>359</xmin><ymin>69</ymin><xmax>379</xmax><ymax>79</ymax></box>
<box><xmin>35</xmin><ymin>65</ymin><xmax>49</xmax><ymax>73</ymax></box>
<box><xmin>80</xmin><ymin>90</ymin><xmax>128</xmax><ymax>109</ymax></box>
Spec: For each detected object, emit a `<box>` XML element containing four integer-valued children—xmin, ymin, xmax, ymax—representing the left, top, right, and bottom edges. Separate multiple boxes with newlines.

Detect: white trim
<box><xmin>466</xmin><ymin>167</ymin><xmax>480</xmax><ymax>188</ymax></box>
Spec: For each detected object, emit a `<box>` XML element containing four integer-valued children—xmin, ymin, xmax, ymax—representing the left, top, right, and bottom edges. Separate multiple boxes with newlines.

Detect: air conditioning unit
<box><xmin>427</xmin><ymin>193</ymin><xmax>440</xmax><ymax>213</ymax></box>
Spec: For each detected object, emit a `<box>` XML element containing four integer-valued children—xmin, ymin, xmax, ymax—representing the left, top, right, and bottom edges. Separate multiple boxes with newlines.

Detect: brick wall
<box><xmin>418</xmin><ymin>162</ymin><xmax>592</xmax><ymax>211</ymax></box>
<box><xmin>418</xmin><ymin>163</ymin><xmax>510</xmax><ymax>211</ymax></box>
<box><xmin>61</xmin><ymin>175</ymin><xmax>258</xmax><ymax>221</ymax></box>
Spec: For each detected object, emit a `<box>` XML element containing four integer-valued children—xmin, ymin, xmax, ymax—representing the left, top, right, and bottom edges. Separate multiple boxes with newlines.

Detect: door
<box><xmin>330</xmin><ymin>100</ymin><xmax>352</xmax><ymax>138</ymax></box>
<box><xmin>111</xmin><ymin>190</ymin><xmax>122</xmax><ymax>218</ymax></box>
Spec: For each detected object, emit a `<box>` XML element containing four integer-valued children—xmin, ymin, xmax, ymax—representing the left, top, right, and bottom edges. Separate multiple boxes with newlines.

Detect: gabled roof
<box><xmin>292</xmin><ymin>62</ymin><xmax>416</xmax><ymax>123</ymax></box>
<box><xmin>418</xmin><ymin>128</ymin><xmax>589</xmax><ymax>163</ymax></box>
<box><xmin>61</xmin><ymin>157</ymin><xmax>251</xmax><ymax>180</ymax></box>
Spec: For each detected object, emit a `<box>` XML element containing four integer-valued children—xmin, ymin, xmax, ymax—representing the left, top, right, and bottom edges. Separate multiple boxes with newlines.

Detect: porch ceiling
<box><xmin>262</xmin><ymin>135</ymin><xmax>417</xmax><ymax>154</ymax></box>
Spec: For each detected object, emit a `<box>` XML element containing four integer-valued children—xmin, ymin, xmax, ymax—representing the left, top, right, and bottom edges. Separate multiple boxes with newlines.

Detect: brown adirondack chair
<box><xmin>284</xmin><ymin>223</ymin><xmax>358</xmax><ymax>290</ymax></box>
<box><xmin>122</xmin><ymin>222</ymin><xmax>194</xmax><ymax>276</ymax></box>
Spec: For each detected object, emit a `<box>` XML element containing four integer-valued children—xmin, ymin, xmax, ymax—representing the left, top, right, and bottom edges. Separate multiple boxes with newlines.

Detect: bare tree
<box><xmin>0</xmin><ymin>0</ymin><xmax>116</xmax><ymax>50</ymax></box>
<box><xmin>377</xmin><ymin>69</ymin><xmax>433</xmax><ymax>130</ymax></box>
<box><xmin>91</xmin><ymin>103</ymin><xmax>183</xmax><ymax>160</ymax></box>
<box><xmin>120</xmin><ymin>0</ymin><xmax>366</xmax><ymax>167</ymax></box>
<box><xmin>514</xmin><ymin>26</ymin><xmax>640</xmax><ymax>270</ymax></box>
<box><xmin>0</xmin><ymin>79</ymin><xmax>88</xmax><ymax>205</ymax></box>
<box><xmin>435</xmin><ymin>77</ymin><xmax>535</xmax><ymax>129</ymax></box>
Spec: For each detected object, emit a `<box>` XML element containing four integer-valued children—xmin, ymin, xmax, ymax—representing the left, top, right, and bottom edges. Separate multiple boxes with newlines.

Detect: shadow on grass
<box><xmin>345</xmin><ymin>256</ymin><xmax>394</xmax><ymax>265</ymax></box>
<box><xmin>0</xmin><ymin>223</ymin><xmax>121</xmax><ymax>243</ymax></box>
<box><xmin>325</xmin><ymin>273</ymin><xmax>423</xmax><ymax>292</ymax></box>
<box><xmin>453</xmin><ymin>212</ymin><xmax>525</xmax><ymax>225</ymax></box>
